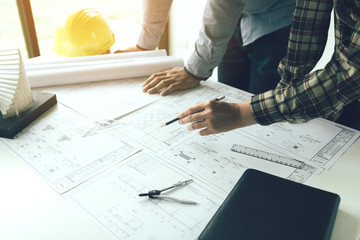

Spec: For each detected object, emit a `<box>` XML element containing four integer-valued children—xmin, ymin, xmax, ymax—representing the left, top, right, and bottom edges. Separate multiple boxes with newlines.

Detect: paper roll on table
<box><xmin>25</xmin><ymin>50</ymin><xmax>184</xmax><ymax>88</ymax></box>
<box><xmin>25</xmin><ymin>49</ymin><xmax>168</xmax><ymax>66</ymax></box>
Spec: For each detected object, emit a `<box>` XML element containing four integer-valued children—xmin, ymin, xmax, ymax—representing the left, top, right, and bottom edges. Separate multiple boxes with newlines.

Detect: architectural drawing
<box><xmin>1</xmin><ymin>75</ymin><xmax>358</xmax><ymax>239</ymax></box>
<box><xmin>1</xmin><ymin>104</ymin><xmax>140</xmax><ymax>193</ymax></box>
<box><xmin>161</xmin><ymin>131</ymin><xmax>321</xmax><ymax>195</ymax></box>
<box><xmin>65</xmin><ymin>152</ymin><xmax>223</xmax><ymax>240</ymax></box>
<box><xmin>239</xmin><ymin>119</ymin><xmax>359</xmax><ymax>169</ymax></box>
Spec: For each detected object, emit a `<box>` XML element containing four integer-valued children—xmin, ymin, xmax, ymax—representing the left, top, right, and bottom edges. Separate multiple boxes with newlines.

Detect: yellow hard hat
<box><xmin>53</xmin><ymin>8</ymin><xmax>115</xmax><ymax>57</ymax></box>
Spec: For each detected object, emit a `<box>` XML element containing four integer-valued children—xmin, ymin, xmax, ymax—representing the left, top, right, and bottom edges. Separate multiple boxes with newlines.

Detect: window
<box><xmin>1</xmin><ymin>0</ymin><xmax>143</xmax><ymax>59</ymax></box>
<box><xmin>0</xmin><ymin>0</ymin><xmax>27</xmax><ymax>58</ymax></box>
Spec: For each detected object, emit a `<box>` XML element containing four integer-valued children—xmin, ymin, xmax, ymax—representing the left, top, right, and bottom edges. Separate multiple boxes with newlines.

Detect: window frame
<box><xmin>16</xmin><ymin>0</ymin><xmax>40</xmax><ymax>58</ymax></box>
<box><xmin>16</xmin><ymin>0</ymin><xmax>169</xmax><ymax>58</ymax></box>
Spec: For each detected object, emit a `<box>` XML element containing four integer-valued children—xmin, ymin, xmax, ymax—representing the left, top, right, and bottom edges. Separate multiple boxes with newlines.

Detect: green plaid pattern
<box><xmin>250</xmin><ymin>0</ymin><xmax>360</xmax><ymax>125</ymax></box>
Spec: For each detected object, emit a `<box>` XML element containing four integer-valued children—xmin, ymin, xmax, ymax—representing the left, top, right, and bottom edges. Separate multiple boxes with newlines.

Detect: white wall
<box><xmin>168</xmin><ymin>0</ymin><xmax>220</xmax><ymax>81</ymax></box>
<box><xmin>168</xmin><ymin>0</ymin><xmax>207</xmax><ymax>60</ymax></box>
<box><xmin>313</xmin><ymin>10</ymin><xmax>335</xmax><ymax>71</ymax></box>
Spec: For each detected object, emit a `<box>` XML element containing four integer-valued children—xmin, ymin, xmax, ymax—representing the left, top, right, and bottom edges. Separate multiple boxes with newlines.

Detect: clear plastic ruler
<box><xmin>231</xmin><ymin>144</ymin><xmax>304</xmax><ymax>169</ymax></box>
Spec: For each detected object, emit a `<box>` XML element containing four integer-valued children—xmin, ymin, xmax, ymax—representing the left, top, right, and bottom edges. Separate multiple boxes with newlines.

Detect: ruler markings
<box><xmin>231</xmin><ymin>144</ymin><xmax>304</xmax><ymax>169</ymax></box>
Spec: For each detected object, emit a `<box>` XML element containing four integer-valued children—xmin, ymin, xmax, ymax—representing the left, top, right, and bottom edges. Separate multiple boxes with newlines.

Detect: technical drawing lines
<box><xmin>231</xmin><ymin>144</ymin><xmax>304</xmax><ymax>169</ymax></box>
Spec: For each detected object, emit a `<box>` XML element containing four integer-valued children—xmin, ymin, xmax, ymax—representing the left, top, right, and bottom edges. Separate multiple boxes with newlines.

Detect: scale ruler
<box><xmin>231</xmin><ymin>144</ymin><xmax>304</xmax><ymax>169</ymax></box>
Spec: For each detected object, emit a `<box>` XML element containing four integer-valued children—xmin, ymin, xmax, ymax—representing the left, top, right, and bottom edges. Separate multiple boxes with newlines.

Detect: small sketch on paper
<box><xmin>66</xmin><ymin>152</ymin><xmax>223</xmax><ymax>240</ymax></box>
<box><xmin>1</xmin><ymin>104</ymin><xmax>141</xmax><ymax>193</ymax></box>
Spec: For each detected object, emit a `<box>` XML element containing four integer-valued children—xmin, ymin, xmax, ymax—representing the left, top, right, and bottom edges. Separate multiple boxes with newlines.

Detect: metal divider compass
<box><xmin>139</xmin><ymin>179</ymin><xmax>197</xmax><ymax>205</ymax></box>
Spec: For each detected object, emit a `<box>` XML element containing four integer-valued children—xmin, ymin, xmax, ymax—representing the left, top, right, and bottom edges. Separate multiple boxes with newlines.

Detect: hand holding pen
<box><xmin>161</xmin><ymin>95</ymin><xmax>225</xmax><ymax>127</ymax></box>
<box><xmin>176</xmin><ymin>96</ymin><xmax>256</xmax><ymax>136</ymax></box>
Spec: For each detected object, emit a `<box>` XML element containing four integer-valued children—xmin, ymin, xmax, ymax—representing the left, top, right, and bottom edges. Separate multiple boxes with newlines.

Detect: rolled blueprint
<box><xmin>25</xmin><ymin>49</ymin><xmax>168</xmax><ymax>66</ymax></box>
<box><xmin>25</xmin><ymin>50</ymin><xmax>184</xmax><ymax>88</ymax></box>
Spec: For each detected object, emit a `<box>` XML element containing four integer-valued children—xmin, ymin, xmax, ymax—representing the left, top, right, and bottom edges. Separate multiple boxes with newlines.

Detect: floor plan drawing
<box><xmin>1</xmin><ymin>104</ymin><xmax>141</xmax><ymax>193</ymax></box>
<box><xmin>239</xmin><ymin>119</ymin><xmax>359</xmax><ymax>169</ymax></box>
<box><xmin>65</xmin><ymin>152</ymin><xmax>224</xmax><ymax>240</ymax></box>
<box><xmin>1</xmin><ymin>75</ymin><xmax>358</xmax><ymax>240</ymax></box>
<box><xmin>161</xmin><ymin>130</ymin><xmax>321</xmax><ymax>195</ymax></box>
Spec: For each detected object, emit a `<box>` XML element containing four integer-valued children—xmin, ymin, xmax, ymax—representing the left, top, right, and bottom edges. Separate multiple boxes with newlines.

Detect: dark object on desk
<box><xmin>0</xmin><ymin>91</ymin><xmax>57</xmax><ymax>139</ymax></box>
<box><xmin>198</xmin><ymin>169</ymin><xmax>340</xmax><ymax>240</ymax></box>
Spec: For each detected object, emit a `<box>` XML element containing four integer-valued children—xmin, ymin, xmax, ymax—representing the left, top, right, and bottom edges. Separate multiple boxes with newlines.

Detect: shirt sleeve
<box><xmin>250</xmin><ymin>0</ymin><xmax>360</xmax><ymax>125</ymax></box>
<box><xmin>137</xmin><ymin>0</ymin><xmax>173</xmax><ymax>50</ymax></box>
<box><xmin>185</xmin><ymin>0</ymin><xmax>245</xmax><ymax>79</ymax></box>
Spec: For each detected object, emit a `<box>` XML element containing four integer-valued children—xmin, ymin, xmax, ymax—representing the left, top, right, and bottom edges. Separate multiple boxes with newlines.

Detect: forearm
<box><xmin>250</xmin><ymin>53</ymin><xmax>360</xmax><ymax>125</ymax></box>
<box><xmin>185</xmin><ymin>0</ymin><xmax>244</xmax><ymax>79</ymax></box>
<box><xmin>251</xmin><ymin>1</ymin><xmax>360</xmax><ymax>125</ymax></box>
<box><xmin>236</xmin><ymin>100</ymin><xmax>258</xmax><ymax>128</ymax></box>
<box><xmin>137</xmin><ymin>0</ymin><xmax>173</xmax><ymax>50</ymax></box>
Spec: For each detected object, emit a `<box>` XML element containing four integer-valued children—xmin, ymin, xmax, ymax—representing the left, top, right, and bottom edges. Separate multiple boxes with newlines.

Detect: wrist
<box><xmin>136</xmin><ymin>44</ymin><xmax>151</xmax><ymax>51</ymax></box>
<box><xmin>237</xmin><ymin>101</ymin><xmax>257</xmax><ymax>128</ymax></box>
<box><xmin>184</xmin><ymin>67</ymin><xmax>207</xmax><ymax>81</ymax></box>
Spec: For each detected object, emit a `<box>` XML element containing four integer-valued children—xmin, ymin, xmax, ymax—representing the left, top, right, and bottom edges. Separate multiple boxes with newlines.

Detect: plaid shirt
<box><xmin>250</xmin><ymin>0</ymin><xmax>360</xmax><ymax>125</ymax></box>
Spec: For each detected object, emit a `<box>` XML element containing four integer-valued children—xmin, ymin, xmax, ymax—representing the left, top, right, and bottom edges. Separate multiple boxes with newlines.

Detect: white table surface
<box><xmin>1</xmin><ymin>132</ymin><xmax>359</xmax><ymax>240</ymax></box>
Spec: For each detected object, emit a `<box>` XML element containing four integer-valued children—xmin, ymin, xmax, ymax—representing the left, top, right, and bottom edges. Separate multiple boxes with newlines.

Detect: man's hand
<box><xmin>177</xmin><ymin>100</ymin><xmax>257</xmax><ymax>136</ymax></box>
<box><xmin>142</xmin><ymin>67</ymin><xmax>201</xmax><ymax>96</ymax></box>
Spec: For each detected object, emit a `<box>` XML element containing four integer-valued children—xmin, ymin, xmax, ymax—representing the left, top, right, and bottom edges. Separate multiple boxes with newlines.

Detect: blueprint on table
<box><xmin>1</xmin><ymin>78</ymin><xmax>358</xmax><ymax>240</ymax></box>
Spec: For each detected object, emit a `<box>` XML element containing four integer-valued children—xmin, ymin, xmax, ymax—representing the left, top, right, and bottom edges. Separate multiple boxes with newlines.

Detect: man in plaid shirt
<box><xmin>178</xmin><ymin>0</ymin><xmax>360</xmax><ymax>135</ymax></box>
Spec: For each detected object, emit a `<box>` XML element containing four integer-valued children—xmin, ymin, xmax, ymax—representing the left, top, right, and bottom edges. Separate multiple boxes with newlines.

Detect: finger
<box><xmin>180</xmin><ymin>110</ymin><xmax>206</xmax><ymax>125</ymax></box>
<box><xmin>187</xmin><ymin>120</ymin><xmax>206</xmax><ymax>131</ymax></box>
<box><xmin>142</xmin><ymin>76</ymin><xmax>169</xmax><ymax>93</ymax></box>
<box><xmin>178</xmin><ymin>104</ymin><xmax>205</xmax><ymax>120</ymax></box>
<box><xmin>160</xmin><ymin>82</ymin><xmax>182</xmax><ymax>96</ymax></box>
<box><xmin>142</xmin><ymin>73</ymin><xmax>164</xmax><ymax>88</ymax></box>
<box><xmin>198</xmin><ymin>127</ymin><xmax>217</xmax><ymax>136</ymax></box>
<box><xmin>146</xmin><ymin>78</ymin><xmax>175</xmax><ymax>94</ymax></box>
<box><xmin>142</xmin><ymin>72</ymin><xmax>167</xmax><ymax>87</ymax></box>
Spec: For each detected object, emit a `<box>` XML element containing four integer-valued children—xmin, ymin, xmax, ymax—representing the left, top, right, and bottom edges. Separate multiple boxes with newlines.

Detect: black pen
<box><xmin>161</xmin><ymin>95</ymin><xmax>225</xmax><ymax>127</ymax></box>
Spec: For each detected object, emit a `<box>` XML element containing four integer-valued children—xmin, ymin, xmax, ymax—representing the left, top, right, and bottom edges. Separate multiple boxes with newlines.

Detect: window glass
<box><xmin>1</xmin><ymin>0</ymin><xmax>142</xmax><ymax>59</ymax></box>
<box><xmin>0</xmin><ymin>0</ymin><xmax>28</xmax><ymax>58</ymax></box>
<box><xmin>31</xmin><ymin>0</ymin><xmax>142</xmax><ymax>56</ymax></box>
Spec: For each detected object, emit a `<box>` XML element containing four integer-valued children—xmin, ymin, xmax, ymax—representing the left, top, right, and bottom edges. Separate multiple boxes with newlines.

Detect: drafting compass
<box><xmin>139</xmin><ymin>179</ymin><xmax>197</xmax><ymax>205</ymax></box>
<box><xmin>231</xmin><ymin>144</ymin><xmax>305</xmax><ymax>169</ymax></box>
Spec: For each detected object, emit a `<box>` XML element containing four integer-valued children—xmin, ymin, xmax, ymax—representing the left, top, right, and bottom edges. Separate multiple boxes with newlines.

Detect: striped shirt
<box><xmin>250</xmin><ymin>0</ymin><xmax>360</xmax><ymax>125</ymax></box>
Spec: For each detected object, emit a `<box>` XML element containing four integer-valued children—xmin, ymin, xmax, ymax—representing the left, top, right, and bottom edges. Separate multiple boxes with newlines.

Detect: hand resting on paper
<box><xmin>177</xmin><ymin>99</ymin><xmax>257</xmax><ymax>136</ymax></box>
<box><xmin>142</xmin><ymin>67</ymin><xmax>201</xmax><ymax>96</ymax></box>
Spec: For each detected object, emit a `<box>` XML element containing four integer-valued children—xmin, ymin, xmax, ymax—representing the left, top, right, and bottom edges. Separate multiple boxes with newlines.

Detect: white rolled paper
<box><xmin>25</xmin><ymin>50</ymin><xmax>184</xmax><ymax>88</ymax></box>
<box><xmin>25</xmin><ymin>49</ymin><xmax>168</xmax><ymax>66</ymax></box>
